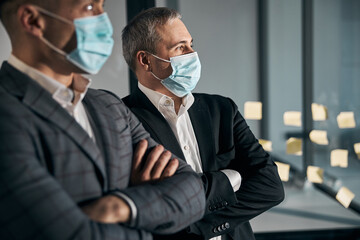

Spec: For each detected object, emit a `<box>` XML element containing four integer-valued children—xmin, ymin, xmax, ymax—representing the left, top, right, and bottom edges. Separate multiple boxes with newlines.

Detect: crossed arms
<box><xmin>0</xmin><ymin>88</ymin><xmax>206</xmax><ymax>240</ymax></box>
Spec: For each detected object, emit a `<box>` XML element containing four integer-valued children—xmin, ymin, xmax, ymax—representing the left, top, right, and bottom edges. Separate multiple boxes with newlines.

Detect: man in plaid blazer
<box><xmin>0</xmin><ymin>0</ymin><xmax>205</xmax><ymax>239</ymax></box>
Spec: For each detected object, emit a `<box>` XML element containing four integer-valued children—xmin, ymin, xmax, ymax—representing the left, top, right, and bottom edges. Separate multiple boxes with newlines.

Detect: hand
<box><xmin>81</xmin><ymin>195</ymin><xmax>131</xmax><ymax>223</ymax></box>
<box><xmin>131</xmin><ymin>139</ymin><xmax>179</xmax><ymax>185</ymax></box>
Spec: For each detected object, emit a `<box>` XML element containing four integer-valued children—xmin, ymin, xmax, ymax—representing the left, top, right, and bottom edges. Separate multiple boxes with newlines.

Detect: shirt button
<box><xmin>165</xmin><ymin>99</ymin><xmax>172</xmax><ymax>106</ymax></box>
<box><xmin>183</xmin><ymin>145</ymin><xmax>189</xmax><ymax>150</ymax></box>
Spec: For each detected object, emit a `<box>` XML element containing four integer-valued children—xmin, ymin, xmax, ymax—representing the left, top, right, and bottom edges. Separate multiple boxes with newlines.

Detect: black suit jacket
<box><xmin>123</xmin><ymin>87</ymin><xmax>285</xmax><ymax>240</ymax></box>
<box><xmin>0</xmin><ymin>62</ymin><xmax>206</xmax><ymax>240</ymax></box>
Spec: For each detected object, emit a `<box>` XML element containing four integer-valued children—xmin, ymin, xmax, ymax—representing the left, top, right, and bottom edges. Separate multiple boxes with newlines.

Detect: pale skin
<box><xmin>6</xmin><ymin>0</ymin><xmax>178</xmax><ymax>224</ymax></box>
<box><xmin>134</xmin><ymin>18</ymin><xmax>195</xmax><ymax>114</ymax></box>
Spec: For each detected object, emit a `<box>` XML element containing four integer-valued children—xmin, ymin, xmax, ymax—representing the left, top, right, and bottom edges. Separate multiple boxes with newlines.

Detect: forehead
<box><xmin>156</xmin><ymin>18</ymin><xmax>192</xmax><ymax>46</ymax></box>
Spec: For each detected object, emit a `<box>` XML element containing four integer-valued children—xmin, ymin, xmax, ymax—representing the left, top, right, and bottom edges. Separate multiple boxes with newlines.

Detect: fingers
<box><xmin>150</xmin><ymin>150</ymin><xmax>172</xmax><ymax>179</ymax></box>
<box><xmin>81</xmin><ymin>195</ymin><xmax>131</xmax><ymax>224</ymax></box>
<box><xmin>132</xmin><ymin>139</ymin><xmax>148</xmax><ymax>173</ymax></box>
<box><xmin>142</xmin><ymin>144</ymin><xmax>165</xmax><ymax>178</ymax></box>
<box><xmin>131</xmin><ymin>142</ymin><xmax>179</xmax><ymax>185</ymax></box>
<box><xmin>160</xmin><ymin>158</ymin><xmax>179</xmax><ymax>179</ymax></box>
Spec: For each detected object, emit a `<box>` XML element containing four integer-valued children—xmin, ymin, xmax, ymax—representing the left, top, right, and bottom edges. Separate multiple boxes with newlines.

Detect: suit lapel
<box><xmin>127</xmin><ymin>88</ymin><xmax>185</xmax><ymax>159</ymax></box>
<box><xmin>188</xmin><ymin>96</ymin><xmax>216</xmax><ymax>171</ymax></box>
<box><xmin>1</xmin><ymin>62</ymin><xmax>106</xmax><ymax>183</ymax></box>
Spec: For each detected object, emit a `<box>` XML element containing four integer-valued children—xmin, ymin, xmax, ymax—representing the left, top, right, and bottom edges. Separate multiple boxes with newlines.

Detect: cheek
<box><xmin>63</xmin><ymin>32</ymin><xmax>77</xmax><ymax>53</ymax></box>
<box><xmin>160</xmin><ymin>64</ymin><xmax>173</xmax><ymax>78</ymax></box>
<box><xmin>44</xmin><ymin>21</ymin><xmax>76</xmax><ymax>52</ymax></box>
<box><xmin>154</xmin><ymin>62</ymin><xmax>173</xmax><ymax>78</ymax></box>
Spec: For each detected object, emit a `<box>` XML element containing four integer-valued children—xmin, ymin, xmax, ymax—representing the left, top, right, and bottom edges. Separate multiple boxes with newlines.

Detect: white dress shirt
<box><xmin>139</xmin><ymin>83</ymin><xmax>242</xmax><ymax>240</ymax></box>
<box><xmin>139</xmin><ymin>83</ymin><xmax>203</xmax><ymax>173</ymax></box>
<box><xmin>8</xmin><ymin>54</ymin><xmax>95</xmax><ymax>141</ymax></box>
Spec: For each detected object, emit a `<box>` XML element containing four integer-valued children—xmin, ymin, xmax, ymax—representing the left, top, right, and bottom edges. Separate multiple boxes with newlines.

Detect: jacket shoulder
<box><xmin>193</xmin><ymin>93</ymin><xmax>238</xmax><ymax>111</ymax></box>
<box><xmin>122</xmin><ymin>94</ymin><xmax>131</xmax><ymax>107</ymax></box>
<box><xmin>86</xmin><ymin>88</ymin><xmax>125</xmax><ymax>105</ymax></box>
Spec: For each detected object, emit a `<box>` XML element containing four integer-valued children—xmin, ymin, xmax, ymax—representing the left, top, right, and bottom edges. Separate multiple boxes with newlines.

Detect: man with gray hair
<box><xmin>122</xmin><ymin>7</ymin><xmax>284</xmax><ymax>240</ymax></box>
<box><xmin>0</xmin><ymin>1</ymin><xmax>206</xmax><ymax>239</ymax></box>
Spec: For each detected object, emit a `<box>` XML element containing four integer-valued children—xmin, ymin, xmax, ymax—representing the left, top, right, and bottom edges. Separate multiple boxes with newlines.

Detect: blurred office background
<box><xmin>0</xmin><ymin>0</ymin><xmax>359</xmax><ymax>239</ymax></box>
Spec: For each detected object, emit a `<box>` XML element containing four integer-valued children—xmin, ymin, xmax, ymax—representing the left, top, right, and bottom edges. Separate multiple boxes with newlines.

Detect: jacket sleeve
<box><xmin>0</xmin><ymin>101</ymin><xmax>152</xmax><ymax>240</ymax></box>
<box><xmin>101</xmin><ymin>91</ymin><xmax>206</xmax><ymax>235</ymax></box>
<box><xmin>114</xmin><ymin>99</ymin><xmax>206</xmax><ymax>235</ymax></box>
<box><xmin>188</xmin><ymin>97</ymin><xmax>284</xmax><ymax>239</ymax></box>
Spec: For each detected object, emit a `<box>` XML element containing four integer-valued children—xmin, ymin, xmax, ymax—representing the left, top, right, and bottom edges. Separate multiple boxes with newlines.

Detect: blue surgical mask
<box><xmin>36</xmin><ymin>7</ymin><xmax>114</xmax><ymax>74</ymax></box>
<box><xmin>150</xmin><ymin>52</ymin><xmax>201</xmax><ymax>97</ymax></box>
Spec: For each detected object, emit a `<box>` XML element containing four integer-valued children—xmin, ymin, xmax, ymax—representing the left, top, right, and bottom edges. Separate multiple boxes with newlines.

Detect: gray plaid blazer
<box><xmin>0</xmin><ymin>62</ymin><xmax>205</xmax><ymax>240</ymax></box>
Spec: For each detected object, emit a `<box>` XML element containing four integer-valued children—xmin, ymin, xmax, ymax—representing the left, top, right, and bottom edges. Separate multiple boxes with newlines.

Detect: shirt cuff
<box><xmin>112</xmin><ymin>192</ymin><xmax>138</xmax><ymax>227</ymax></box>
<box><xmin>220</xmin><ymin>169</ymin><xmax>242</xmax><ymax>192</ymax></box>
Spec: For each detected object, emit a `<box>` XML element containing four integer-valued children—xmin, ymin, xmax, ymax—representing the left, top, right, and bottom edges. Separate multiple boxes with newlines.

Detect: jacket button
<box><xmin>224</xmin><ymin>201</ymin><xmax>228</xmax><ymax>206</ymax></box>
<box><xmin>217</xmin><ymin>226</ymin><xmax>222</xmax><ymax>232</ymax></box>
<box><xmin>225</xmin><ymin>222</ymin><xmax>230</xmax><ymax>229</ymax></box>
<box><xmin>209</xmin><ymin>206</ymin><xmax>214</xmax><ymax>211</ymax></box>
<box><xmin>221</xmin><ymin>223</ymin><xmax>227</xmax><ymax>230</ymax></box>
<box><xmin>213</xmin><ymin>227</ymin><xmax>218</xmax><ymax>233</ymax></box>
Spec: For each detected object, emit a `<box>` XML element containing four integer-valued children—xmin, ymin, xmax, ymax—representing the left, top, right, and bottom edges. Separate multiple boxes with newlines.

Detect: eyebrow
<box><xmin>169</xmin><ymin>38</ymin><xmax>194</xmax><ymax>49</ymax></box>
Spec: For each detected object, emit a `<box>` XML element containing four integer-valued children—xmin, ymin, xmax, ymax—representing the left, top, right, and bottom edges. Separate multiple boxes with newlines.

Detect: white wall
<box><xmin>0</xmin><ymin>0</ymin><xmax>129</xmax><ymax>98</ymax></box>
<box><xmin>0</xmin><ymin>24</ymin><xmax>12</xmax><ymax>62</ymax></box>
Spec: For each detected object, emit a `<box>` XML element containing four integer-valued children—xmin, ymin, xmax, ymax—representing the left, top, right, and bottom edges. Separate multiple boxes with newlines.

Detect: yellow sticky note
<box><xmin>275</xmin><ymin>161</ymin><xmax>290</xmax><ymax>182</ymax></box>
<box><xmin>354</xmin><ymin>143</ymin><xmax>360</xmax><ymax>160</ymax></box>
<box><xmin>259</xmin><ymin>139</ymin><xmax>272</xmax><ymax>152</ymax></box>
<box><xmin>309</xmin><ymin>130</ymin><xmax>329</xmax><ymax>145</ymax></box>
<box><xmin>286</xmin><ymin>138</ymin><xmax>302</xmax><ymax>155</ymax></box>
<box><xmin>331</xmin><ymin>149</ymin><xmax>348</xmax><ymax>168</ymax></box>
<box><xmin>311</xmin><ymin>103</ymin><xmax>328</xmax><ymax>121</ymax></box>
<box><xmin>337</xmin><ymin>112</ymin><xmax>356</xmax><ymax>128</ymax></box>
<box><xmin>284</xmin><ymin>111</ymin><xmax>302</xmax><ymax>127</ymax></box>
<box><xmin>306</xmin><ymin>166</ymin><xmax>324</xmax><ymax>184</ymax></box>
<box><xmin>244</xmin><ymin>101</ymin><xmax>262</xmax><ymax>120</ymax></box>
<box><xmin>336</xmin><ymin>187</ymin><xmax>355</xmax><ymax>208</ymax></box>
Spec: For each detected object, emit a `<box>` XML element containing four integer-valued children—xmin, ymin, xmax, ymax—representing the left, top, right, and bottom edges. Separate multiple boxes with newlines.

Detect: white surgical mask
<box><xmin>149</xmin><ymin>52</ymin><xmax>201</xmax><ymax>97</ymax></box>
<box><xmin>35</xmin><ymin>7</ymin><xmax>114</xmax><ymax>74</ymax></box>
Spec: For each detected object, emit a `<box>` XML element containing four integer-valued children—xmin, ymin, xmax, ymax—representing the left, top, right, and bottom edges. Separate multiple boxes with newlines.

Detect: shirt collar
<box><xmin>8</xmin><ymin>54</ymin><xmax>91</xmax><ymax>108</ymax></box>
<box><xmin>138</xmin><ymin>82</ymin><xmax>194</xmax><ymax>116</ymax></box>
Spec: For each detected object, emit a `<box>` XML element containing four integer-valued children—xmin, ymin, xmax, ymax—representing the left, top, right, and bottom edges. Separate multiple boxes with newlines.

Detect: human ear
<box><xmin>17</xmin><ymin>5</ymin><xmax>45</xmax><ymax>37</ymax></box>
<box><xmin>136</xmin><ymin>51</ymin><xmax>151</xmax><ymax>71</ymax></box>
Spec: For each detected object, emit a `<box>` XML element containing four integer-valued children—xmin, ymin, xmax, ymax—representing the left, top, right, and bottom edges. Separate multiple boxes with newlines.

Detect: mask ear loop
<box><xmin>34</xmin><ymin>6</ymin><xmax>73</xmax><ymax>25</ymax></box>
<box><xmin>39</xmin><ymin>36</ymin><xmax>67</xmax><ymax>56</ymax></box>
<box><xmin>147</xmin><ymin>51</ymin><xmax>171</xmax><ymax>63</ymax></box>
<box><xmin>33</xmin><ymin>6</ymin><xmax>73</xmax><ymax>57</ymax></box>
<box><xmin>145</xmin><ymin>51</ymin><xmax>172</xmax><ymax>81</ymax></box>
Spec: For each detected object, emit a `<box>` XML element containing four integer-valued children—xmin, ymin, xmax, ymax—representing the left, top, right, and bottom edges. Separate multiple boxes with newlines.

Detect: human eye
<box><xmin>175</xmin><ymin>45</ymin><xmax>184</xmax><ymax>51</ymax></box>
<box><xmin>85</xmin><ymin>3</ymin><xmax>94</xmax><ymax>11</ymax></box>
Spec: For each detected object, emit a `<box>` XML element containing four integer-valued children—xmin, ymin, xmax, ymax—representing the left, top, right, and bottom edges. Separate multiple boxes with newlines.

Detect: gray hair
<box><xmin>122</xmin><ymin>7</ymin><xmax>181</xmax><ymax>72</ymax></box>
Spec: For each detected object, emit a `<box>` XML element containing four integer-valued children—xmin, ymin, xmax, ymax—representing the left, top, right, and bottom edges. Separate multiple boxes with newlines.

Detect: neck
<box><xmin>173</xmin><ymin>97</ymin><xmax>182</xmax><ymax>114</ymax></box>
<box><xmin>12</xmin><ymin>51</ymin><xmax>74</xmax><ymax>87</ymax></box>
<box><xmin>138</xmin><ymin>76</ymin><xmax>183</xmax><ymax>114</ymax></box>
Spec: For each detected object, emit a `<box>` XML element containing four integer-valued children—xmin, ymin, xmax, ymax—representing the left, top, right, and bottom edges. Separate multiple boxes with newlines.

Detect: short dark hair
<box><xmin>0</xmin><ymin>0</ymin><xmax>54</xmax><ymax>30</ymax></box>
<box><xmin>122</xmin><ymin>7</ymin><xmax>181</xmax><ymax>72</ymax></box>
<box><xmin>0</xmin><ymin>0</ymin><xmax>11</xmax><ymax>20</ymax></box>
